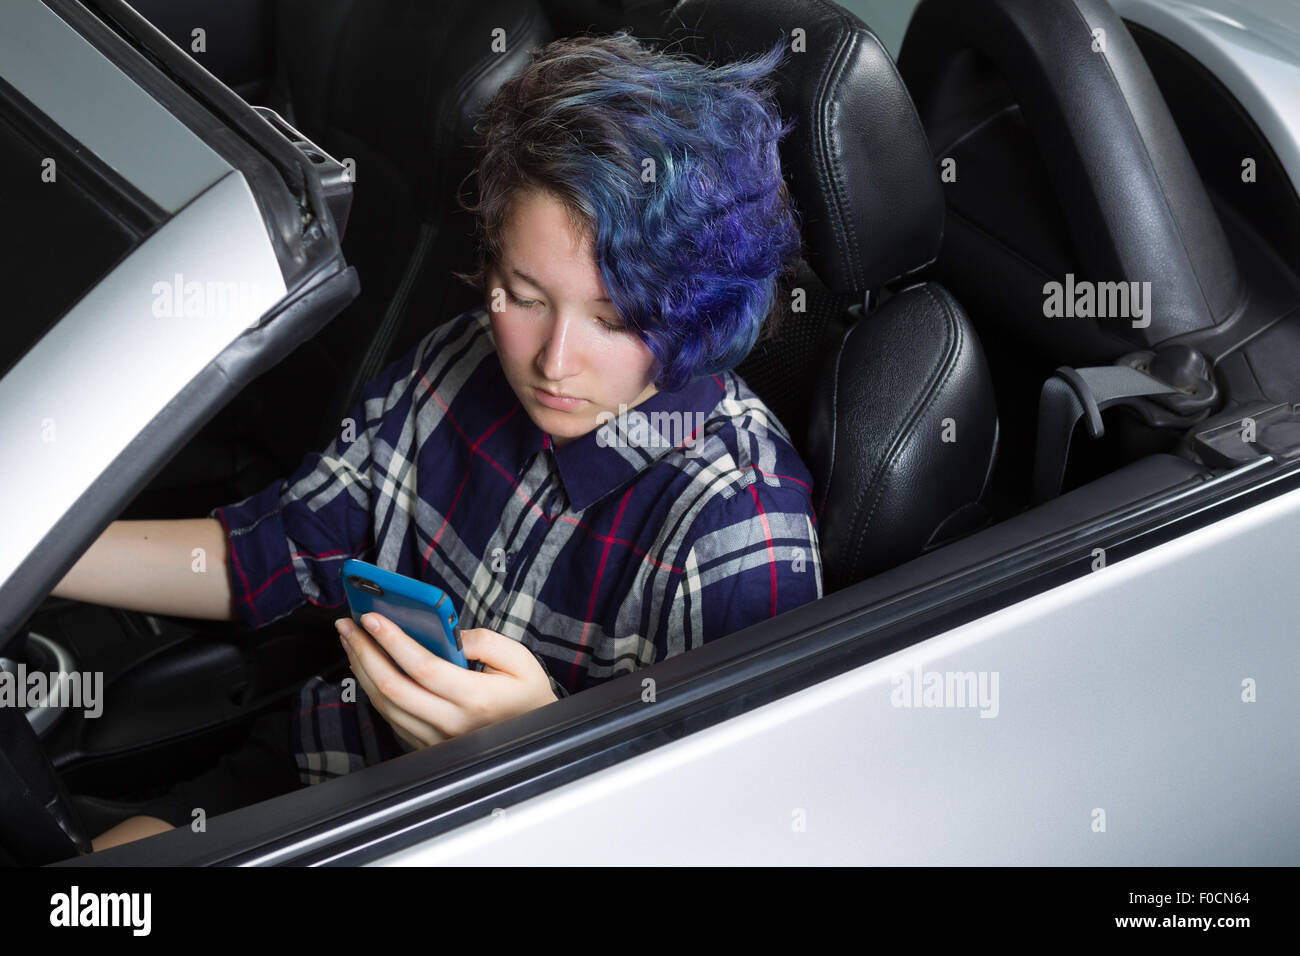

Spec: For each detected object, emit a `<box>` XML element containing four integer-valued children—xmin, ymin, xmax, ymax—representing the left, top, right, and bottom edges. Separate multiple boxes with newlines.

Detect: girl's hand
<box><xmin>334</xmin><ymin>613</ymin><xmax>558</xmax><ymax>750</ymax></box>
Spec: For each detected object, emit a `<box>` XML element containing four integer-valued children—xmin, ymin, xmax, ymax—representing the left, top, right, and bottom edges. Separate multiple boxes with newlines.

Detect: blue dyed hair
<box><xmin>455</xmin><ymin>31</ymin><xmax>804</xmax><ymax>392</ymax></box>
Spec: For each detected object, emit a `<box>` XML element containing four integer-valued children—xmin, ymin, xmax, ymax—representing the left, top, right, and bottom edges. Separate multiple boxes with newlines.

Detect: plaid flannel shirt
<box><xmin>211</xmin><ymin>305</ymin><xmax>823</xmax><ymax>785</ymax></box>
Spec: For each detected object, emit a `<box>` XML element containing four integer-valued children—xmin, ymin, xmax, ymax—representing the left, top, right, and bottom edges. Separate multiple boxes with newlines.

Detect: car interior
<box><xmin>6</xmin><ymin>0</ymin><xmax>1300</xmax><ymax>864</ymax></box>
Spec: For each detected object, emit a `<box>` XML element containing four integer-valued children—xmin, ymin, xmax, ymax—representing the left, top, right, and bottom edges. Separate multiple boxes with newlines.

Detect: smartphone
<box><xmin>340</xmin><ymin>559</ymin><xmax>469</xmax><ymax>669</ymax></box>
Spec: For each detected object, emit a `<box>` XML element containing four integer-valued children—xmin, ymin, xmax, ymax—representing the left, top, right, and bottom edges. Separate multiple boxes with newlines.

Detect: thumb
<box><xmin>460</xmin><ymin>628</ymin><xmax>531</xmax><ymax>675</ymax></box>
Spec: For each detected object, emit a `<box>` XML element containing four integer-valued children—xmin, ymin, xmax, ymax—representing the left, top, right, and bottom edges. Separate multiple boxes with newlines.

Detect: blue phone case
<box><xmin>340</xmin><ymin>559</ymin><xmax>469</xmax><ymax>669</ymax></box>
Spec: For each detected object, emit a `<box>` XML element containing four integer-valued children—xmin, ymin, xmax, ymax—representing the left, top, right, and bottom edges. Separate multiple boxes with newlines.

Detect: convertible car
<box><xmin>1</xmin><ymin>0</ymin><xmax>1297</xmax><ymax>866</ymax></box>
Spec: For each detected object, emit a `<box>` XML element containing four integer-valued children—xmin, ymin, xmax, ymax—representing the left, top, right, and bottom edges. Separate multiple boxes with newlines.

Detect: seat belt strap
<box><xmin>1032</xmin><ymin>365</ymin><xmax>1180</xmax><ymax>504</ymax></box>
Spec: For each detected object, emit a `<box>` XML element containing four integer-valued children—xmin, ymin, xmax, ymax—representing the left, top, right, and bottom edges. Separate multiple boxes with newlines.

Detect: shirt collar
<box><xmin>554</xmin><ymin>372</ymin><xmax>726</xmax><ymax>510</ymax></box>
<box><xmin>500</xmin><ymin>366</ymin><xmax>726</xmax><ymax>512</ymax></box>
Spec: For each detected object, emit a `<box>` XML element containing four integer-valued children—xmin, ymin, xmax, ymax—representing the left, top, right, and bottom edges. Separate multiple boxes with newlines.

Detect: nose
<box><xmin>537</xmin><ymin>311</ymin><xmax>581</xmax><ymax>383</ymax></box>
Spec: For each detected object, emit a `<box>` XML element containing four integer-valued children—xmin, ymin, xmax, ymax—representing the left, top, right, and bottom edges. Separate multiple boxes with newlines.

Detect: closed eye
<box><xmin>508</xmin><ymin>289</ymin><xmax>626</xmax><ymax>333</ymax></box>
<box><xmin>506</xmin><ymin>290</ymin><xmax>541</xmax><ymax>309</ymax></box>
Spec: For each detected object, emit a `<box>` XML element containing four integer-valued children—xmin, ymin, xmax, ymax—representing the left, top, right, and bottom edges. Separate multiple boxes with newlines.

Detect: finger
<box><xmin>354</xmin><ymin>613</ymin><xmax>479</xmax><ymax>705</ymax></box>
<box><xmin>344</xmin><ymin>638</ymin><xmax>448</xmax><ymax>746</ymax></box>
<box><xmin>460</xmin><ymin>628</ymin><xmax>537</xmax><ymax>677</ymax></box>
<box><xmin>340</xmin><ymin>618</ymin><xmax>465</xmax><ymax>732</ymax></box>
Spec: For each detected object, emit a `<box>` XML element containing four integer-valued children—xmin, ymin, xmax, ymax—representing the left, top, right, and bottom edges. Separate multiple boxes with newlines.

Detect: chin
<box><xmin>546</xmin><ymin>414</ymin><xmax>592</xmax><ymax>437</ymax></box>
<box><xmin>528</xmin><ymin>400</ymin><xmax>588</xmax><ymax>432</ymax></box>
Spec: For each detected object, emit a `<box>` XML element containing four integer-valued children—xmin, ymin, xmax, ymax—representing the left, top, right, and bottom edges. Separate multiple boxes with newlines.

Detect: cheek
<box><xmin>489</xmin><ymin>316</ymin><xmax>540</xmax><ymax>367</ymax></box>
<box><xmin>593</xmin><ymin>340</ymin><xmax>656</xmax><ymax>402</ymax></box>
<box><xmin>622</xmin><ymin>338</ymin><xmax>658</xmax><ymax>384</ymax></box>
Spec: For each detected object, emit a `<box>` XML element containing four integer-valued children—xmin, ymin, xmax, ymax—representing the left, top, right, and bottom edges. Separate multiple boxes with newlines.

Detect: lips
<box><xmin>533</xmin><ymin>387</ymin><xmax>585</xmax><ymax>410</ymax></box>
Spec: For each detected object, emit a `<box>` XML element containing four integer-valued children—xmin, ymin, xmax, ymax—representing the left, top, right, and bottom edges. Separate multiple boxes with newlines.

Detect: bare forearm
<box><xmin>51</xmin><ymin>518</ymin><xmax>238</xmax><ymax>621</ymax></box>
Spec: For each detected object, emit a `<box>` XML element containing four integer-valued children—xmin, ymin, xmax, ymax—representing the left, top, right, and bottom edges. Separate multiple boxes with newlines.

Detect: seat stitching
<box><xmin>808</xmin><ymin>26</ymin><xmax>860</xmax><ymax>279</ymax></box>
<box><xmin>822</xmin><ymin>321</ymin><xmax>848</xmax><ymax>513</ymax></box>
<box><xmin>846</xmin><ymin>286</ymin><xmax>963</xmax><ymax>575</ymax></box>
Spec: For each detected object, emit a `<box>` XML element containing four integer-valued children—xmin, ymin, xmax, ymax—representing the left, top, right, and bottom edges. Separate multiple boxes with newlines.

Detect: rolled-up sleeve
<box><xmin>211</xmin><ymin>346</ymin><xmax>426</xmax><ymax>629</ymax></box>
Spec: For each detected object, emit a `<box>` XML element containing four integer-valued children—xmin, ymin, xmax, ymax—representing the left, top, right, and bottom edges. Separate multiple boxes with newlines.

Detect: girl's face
<box><xmin>485</xmin><ymin>188</ymin><xmax>658</xmax><ymax>448</ymax></box>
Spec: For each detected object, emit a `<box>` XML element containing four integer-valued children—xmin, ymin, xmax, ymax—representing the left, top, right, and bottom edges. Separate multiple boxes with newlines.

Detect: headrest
<box><xmin>663</xmin><ymin>0</ymin><xmax>945</xmax><ymax>293</ymax></box>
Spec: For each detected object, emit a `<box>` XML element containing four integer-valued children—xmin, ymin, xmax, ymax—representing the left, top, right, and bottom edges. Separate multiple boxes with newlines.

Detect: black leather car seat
<box><xmin>663</xmin><ymin>0</ymin><xmax>1001</xmax><ymax>592</ymax></box>
<box><xmin>899</xmin><ymin>0</ymin><xmax>1242</xmax><ymax>367</ymax></box>
<box><xmin>897</xmin><ymin>0</ymin><xmax>1246</xmax><ymax>504</ymax></box>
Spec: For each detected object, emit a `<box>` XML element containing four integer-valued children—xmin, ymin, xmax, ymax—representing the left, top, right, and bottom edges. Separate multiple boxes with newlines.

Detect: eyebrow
<box><xmin>509</xmin><ymin>266</ymin><xmax>612</xmax><ymax>304</ymax></box>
